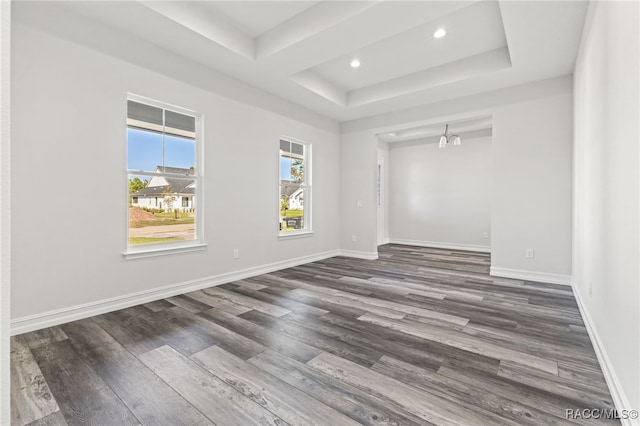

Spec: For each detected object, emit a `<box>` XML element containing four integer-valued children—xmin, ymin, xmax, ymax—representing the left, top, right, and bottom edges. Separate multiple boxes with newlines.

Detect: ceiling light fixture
<box><xmin>433</xmin><ymin>28</ymin><xmax>447</xmax><ymax>39</ymax></box>
<box><xmin>438</xmin><ymin>124</ymin><xmax>461</xmax><ymax>148</ymax></box>
<box><xmin>350</xmin><ymin>59</ymin><xmax>361</xmax><ymax>68</ymax></box>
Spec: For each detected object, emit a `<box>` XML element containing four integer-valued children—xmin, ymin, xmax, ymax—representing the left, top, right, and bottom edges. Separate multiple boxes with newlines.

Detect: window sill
<box><xmin>278</xmin><ymin>230</ymin><xmax>314</xmax><ymax>240</ymax></box>
<box><xmin>123</xmin><ymin>242</ymin><xmax>207</xmax><ymax>260</ymax></box>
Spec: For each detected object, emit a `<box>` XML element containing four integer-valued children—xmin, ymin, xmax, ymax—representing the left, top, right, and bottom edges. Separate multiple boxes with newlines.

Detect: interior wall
<box><xmin>490</xmin><ymin>92</ymin><xmax>573</xmax><ymax>281</ymax></box>
<box><xmin>388</xmin><ymin>135</ymin><xmax>492</xmax><ymax>251</ymax></box>
<box><xmin>339</xmin><ymin>130</ymin><xmax>378</xmax><ymax>258</ymax></box>
<box><xmin>340</xmin><ymin>77</ymin><xmax>574</xmax><ymax>280</ymax></box>
<box><xmin>0</xmin><ymin>0</ymin><xmax>11</xmax><ymax>422</ymax></box>
<box><xmin>10</xmin><ymin>21</ymin><xmax>340</xmax><ymax>325</ymax></box>
<box><xmin>573</xmin><ymin>0</ymin><xmax>639</xmax><ymax>412</ymax></box>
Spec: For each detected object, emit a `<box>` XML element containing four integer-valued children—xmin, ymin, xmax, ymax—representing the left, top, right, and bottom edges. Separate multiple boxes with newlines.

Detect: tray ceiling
<box><xmin>17</xmin><ymin>1</ymin><xmax>589</xmax><ymax>123</ymax></box>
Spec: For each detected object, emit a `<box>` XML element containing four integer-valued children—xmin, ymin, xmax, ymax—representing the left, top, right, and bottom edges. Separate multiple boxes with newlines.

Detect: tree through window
<box><xmin>279</xmin><ymin>138</ymin><xmax>311</xmax><ymax>234</ymax></box>
<box><xmin>126</xmin><ymin>97</ymin><xmax>201</xmax><ymax>249</ymax></box>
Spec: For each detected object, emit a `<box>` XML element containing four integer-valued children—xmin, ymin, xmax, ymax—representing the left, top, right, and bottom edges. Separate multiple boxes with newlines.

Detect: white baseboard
<box><xmin>11</xmin><ymin>244</ymin><xmax>635</xmax><ymax>424</ymax></box>
<box><xmin>338</xmin><ymin>250</ymin><xmax>379</xmax><ymax>260</ymax></box>
<box><xmin>489</xmin><ymin>267</ymin><xmax>572</xmax><ymax>286</ymax></box>
<box><xmin>572</xmin><ymin>283</ymin><xmax>636</xmax><ymax>426</ymax></box>
<box><xmin>10</xmin><ymin>249</ymin><xmax>341</xmax><ymax>335</ymax></box>
<box><xmin>388</xmin><ymin>238</ymin><xmax>491</xmax><ymax>253</ymax></box>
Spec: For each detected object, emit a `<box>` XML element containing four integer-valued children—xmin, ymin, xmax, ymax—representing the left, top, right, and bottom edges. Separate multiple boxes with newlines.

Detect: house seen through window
<box><xmin>279</xmin><ymin>138</ymin><xmax>311</xmax><ymax>234</ymax></box>
<box><xmin>127</xmin><ymin>97</ymin><xmax>200</xmax><ymax>248</ymax></box>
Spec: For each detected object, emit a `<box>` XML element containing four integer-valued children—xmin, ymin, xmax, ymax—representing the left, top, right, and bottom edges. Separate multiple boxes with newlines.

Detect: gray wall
<box><xmin>339</xmin><ymin>130</ymin><xmax>378</xmax><ymax>258</ymax></box>
<box><xmin>573</xmin><ymin>0</ymin><xmax>639</xmax><ymax>412</ymax></box>
<box><xmin>490</xmin><ymin>93</ymin><xmax>573</xmax><ymax>278</ymax></box>
<box><xmin>388</xmin><ymin>136</ymin><xmax>491</xmax><ymax>250</ymax></box>
<box><xmin>10</xmin><ymin>21</ymin><xmax>340</xmax><ymax>324</ymax></box>
<box><xmin>0</xmin><ymin>1</ymin><xmax>11</xmax><ymax>424</ymax></box>
<box><xmin>339</xmin><ymin>76</ymin><xmax>574</xmax><ymax>282</ymax></box>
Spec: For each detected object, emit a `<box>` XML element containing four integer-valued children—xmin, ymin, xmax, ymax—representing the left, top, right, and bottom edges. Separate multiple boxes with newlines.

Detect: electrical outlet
<box><xmin>525</xmin><ymin>249</ymin><xmax>535</xmax><ymax>259</ymax></box>
<box><xmin>356</xmin><ymin>200</ymin><xmax>362</xmax><ymax>208</ymax></box>
<box><xmin>233</xmin><ymin>249</ymin><xmax>239</xmax><ymax>259</ymax></box>
<box><xmin>482</xmin><ymin>232</ymin><xmax>488</xmax><ymax>239</ymax></box>
<box><xmin>351</xmin><ymin>234</ymin><xmax>357</xmax><ymax>242</ymax></box>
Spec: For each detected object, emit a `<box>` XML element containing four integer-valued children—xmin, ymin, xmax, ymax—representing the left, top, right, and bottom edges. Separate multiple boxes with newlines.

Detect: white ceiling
<box><xmin>310</xmin><ymin>1</ymin><xmax>507</xmax><ymax>92</ymax></box>
<box><xmin>201</xmin><ymin>2</ymin><xmax>320</xmax><ymax>38</ymax></box>
<box><xmin>378</xmin><ymin>115</ymin><xmax>493</xmax><ymax>144</ymax></box>
<box><xmin>39</xmin><ymin>0</ymin><xmax>588</xmax><ymax>124</ymax></box>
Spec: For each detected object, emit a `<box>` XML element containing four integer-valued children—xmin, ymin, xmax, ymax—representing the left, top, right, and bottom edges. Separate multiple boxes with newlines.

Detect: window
<box><xmin>126</xmin><ymin>96</ymin><xmax>203</xmax><ymax>255</ymax></box>
<box><xmin>279</xmin><ymin>138</ymin><xmax>311</xmax><ymax>235</ymax></box>
<box><xmin>377</xmin><ymin>162</ymin><xmax>383</xmax><ymax>208</ymax></box>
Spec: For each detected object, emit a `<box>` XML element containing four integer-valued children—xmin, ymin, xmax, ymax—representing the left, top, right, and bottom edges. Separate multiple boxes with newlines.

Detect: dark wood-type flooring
<box><xmin>11</xmin><ymin>245</ymin><xmax>617</xmax><ymax>425</ymax></box>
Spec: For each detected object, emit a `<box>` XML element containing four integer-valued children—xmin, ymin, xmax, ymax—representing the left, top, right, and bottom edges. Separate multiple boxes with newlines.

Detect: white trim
<box><xmin>490</xmin><ymin>267</ymin><xmax>572</xmax><ymax>286</ymax></box>
<box><xmin>572</xmin><ymin>282</ymin><xmax>636</xmax><ymax>426</ymax></box>
<box><xmin>388</xmin><ymin>238</ymin><xmax>491</xmax><ymax>253</ymax></box>
<box><xmin>11</xmin><ymin>249</ymin><xmax>340</xmax><ymax>335</ymax></box>
<box><xmin>278</xmin><ymin>135</ymin><xmax>312</xmax><ymax>236</ymax></box>
<box><xmin>339</xmin><ymin>250</ymin><xmax>379</xmax><ymax>260</ymax></box>
<box><xmin>128</xmin><ymin>93</ymin><xmax>199</xmax><ymax>117</ymax></box>
<box><xmin>124</xmin><ymin>242</ymin><xmax>207</xmax><ymax>260</ymax></box>
<box><xmin>490</xmin><ymin>268</ymin><xmax>633</xmax><ymax>419</ymax></box>
<box><xmin>278</xmin><ymin>231</ymin><xmax>314</xmax><ymax>240</ymax></box>
<box><xmin>126</xmin><ymin>93</ymin><xmax>205</xmax><ymax>256</ymax></box>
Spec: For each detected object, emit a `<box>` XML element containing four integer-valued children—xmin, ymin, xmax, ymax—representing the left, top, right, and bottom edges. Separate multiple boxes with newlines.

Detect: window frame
<box><xmin>124</xmin><ymin>94</ymin><xmax>206</xmax><ymax>259</ymax></box>
<box><xmin>278</xmin><ymin>136</ymin><xmax>312</xmax><ymax>239</ymax></box>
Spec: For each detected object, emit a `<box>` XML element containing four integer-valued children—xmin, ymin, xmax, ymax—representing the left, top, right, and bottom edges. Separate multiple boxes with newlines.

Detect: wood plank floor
<box><xmin>11</xmin><ymin>245</ymin><xmax>618</xmax><ymax>425</ymax></box>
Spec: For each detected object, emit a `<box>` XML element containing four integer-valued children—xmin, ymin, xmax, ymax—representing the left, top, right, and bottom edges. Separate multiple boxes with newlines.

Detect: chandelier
<box><xmin>438</xmin><ymin>124</ymin><xmax>461</xmax><ymax>148</ymax></box>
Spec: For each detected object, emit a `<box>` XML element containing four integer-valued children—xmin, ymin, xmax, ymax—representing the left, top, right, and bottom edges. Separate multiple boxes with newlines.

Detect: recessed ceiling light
<box><xmin>433</xmin><ymin>28</ymin><xmax>446</xmax><ymax>39</ymax></box>
<box><xmin>350</xmin><ymin>59</ymin><xmax>361</xmax><ymax>68</ymax></box>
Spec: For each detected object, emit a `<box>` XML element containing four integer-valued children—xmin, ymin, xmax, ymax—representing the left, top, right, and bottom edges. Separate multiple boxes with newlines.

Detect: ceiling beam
<box><xmin>257</xmin><ymin>1</ymin><xmax>474</xmax><ymax>76</ymax></box>
<box><xmin>140</xmin><ymin>1</ymin><xmax>255</xmax><ymax>60</ymax></box>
